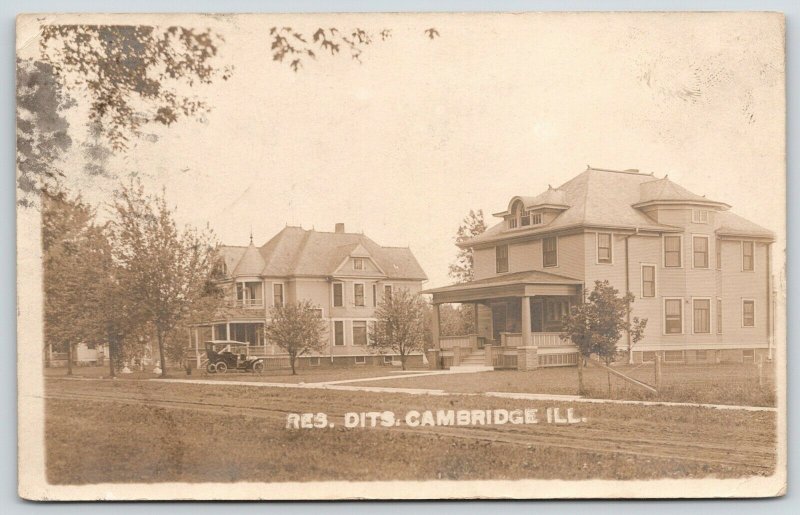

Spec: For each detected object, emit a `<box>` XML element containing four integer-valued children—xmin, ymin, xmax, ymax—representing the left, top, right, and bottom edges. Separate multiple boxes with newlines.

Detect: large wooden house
<box><xmin>424</xmin><ymin>167</ymin><xmax>776</xmax><ymax>370</ymax></box>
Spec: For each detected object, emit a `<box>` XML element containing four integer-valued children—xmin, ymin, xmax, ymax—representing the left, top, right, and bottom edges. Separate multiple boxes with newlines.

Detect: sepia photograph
<box><xmin>15</xmin><ymin>11</ymin><xmax>786</xmax><ymax>500</ymax></box>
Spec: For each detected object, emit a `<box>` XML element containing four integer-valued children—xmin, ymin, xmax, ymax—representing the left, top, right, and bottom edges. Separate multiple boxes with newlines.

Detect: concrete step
<box><xmin>449</xmin><ymin>364</ymin><xmax>494</xmax><ymax>373</ymax></box>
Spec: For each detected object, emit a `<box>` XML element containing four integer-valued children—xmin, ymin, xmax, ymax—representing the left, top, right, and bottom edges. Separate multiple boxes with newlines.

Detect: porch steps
<box><xmin>449</xmin><ymin>349</ymin><xmax>494</xmax><ymax>372</ymax></box>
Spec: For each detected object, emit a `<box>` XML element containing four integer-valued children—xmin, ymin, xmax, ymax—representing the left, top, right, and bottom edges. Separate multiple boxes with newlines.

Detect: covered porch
<box><xmin>423</xmin><ymin>270</ymin><xmax>584</xmax><ymax>370</ymax></box>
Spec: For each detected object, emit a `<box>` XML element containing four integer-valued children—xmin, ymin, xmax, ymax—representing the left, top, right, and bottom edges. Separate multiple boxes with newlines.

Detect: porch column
<box><xmin>521</xmin><ymin>296</ymin><xmax>532</xmax><ymax>347</ymax></box>
<box><xmin>226</xmin><ymin>322</ymin><xmax>231</xmax><ymax>341</ymax></box>
<box><xmin>430</xmin><ymin>303</ymin><xmax>442</xmax><ymax>370</ymax></box>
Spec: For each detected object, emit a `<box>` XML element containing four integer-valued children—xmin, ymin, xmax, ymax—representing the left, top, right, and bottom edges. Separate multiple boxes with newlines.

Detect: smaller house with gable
<box><xmin>191</xmin><ymin>223</ymin><xmax>428</xmax><ymax>367</ymax></box>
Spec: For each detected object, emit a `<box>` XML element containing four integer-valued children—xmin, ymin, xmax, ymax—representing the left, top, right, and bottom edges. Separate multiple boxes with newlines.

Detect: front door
<box><xmin>491</xmin><ymin>303</ymin><xmax>507</xmax><ymax>343</ymax></box>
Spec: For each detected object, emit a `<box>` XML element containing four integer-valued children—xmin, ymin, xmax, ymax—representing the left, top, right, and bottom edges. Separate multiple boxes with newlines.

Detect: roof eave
<box><xmin>632</xmin><ymin>199</ymin><xmax>731</xmax><ymax>210</ymax></box>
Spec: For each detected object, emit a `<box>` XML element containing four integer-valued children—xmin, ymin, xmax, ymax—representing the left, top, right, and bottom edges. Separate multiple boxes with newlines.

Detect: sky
<box><xmin>18</xmin><ymin>12</ymin><xmax>786</xmax><ymax>288</ymax></box>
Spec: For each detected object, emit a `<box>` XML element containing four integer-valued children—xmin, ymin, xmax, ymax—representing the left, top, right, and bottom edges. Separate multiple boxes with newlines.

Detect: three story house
<box><xmin>191</xmin><ymin>224</ymin><xmax>427</xmax><ymax>368</ymax></box>
<box><xmin>424</xmin><ymin>167</ymin><xmax>775</xmax><ymax>369</ymax></box>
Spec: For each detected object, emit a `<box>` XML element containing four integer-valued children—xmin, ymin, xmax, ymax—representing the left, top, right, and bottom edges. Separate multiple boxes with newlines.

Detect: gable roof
<box><xmin>232</xmin><ymin>242</ymin><xmax>266</xmax><ymax>276</ymax></box>
<box><xmin>221</xmin><ymin>226</ymin><xmax>427</xmax><ymax>281</ymax></box>
<box><xmin>465</xmin><ymin>167</ymin><xmax>771</xmax><ymax>247</ymax></box>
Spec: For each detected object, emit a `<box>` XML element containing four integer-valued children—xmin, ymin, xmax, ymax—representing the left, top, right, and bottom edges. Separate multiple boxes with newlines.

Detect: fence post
<box><xmin>484</xmin><ymin>345</ymin><xmax>493</xmax><ymax>367</ymax></box>
<box><xmin>654</xmin><ymin>353</ymin><xmax>662</xmax><ymax>391</ymax></box>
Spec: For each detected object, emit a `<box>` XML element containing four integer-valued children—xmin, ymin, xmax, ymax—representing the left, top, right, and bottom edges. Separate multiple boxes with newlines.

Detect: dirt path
<box><xmin>44</xmin><ymin>381</ymin><xmax>776</xmax><ymax>473</ymax></box>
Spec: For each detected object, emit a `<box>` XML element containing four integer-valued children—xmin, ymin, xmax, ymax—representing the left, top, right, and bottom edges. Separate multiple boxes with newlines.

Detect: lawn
<box><xmin>356</xmin><ymin>363</ymin><xmax>777</xmax><ymax>407</ymax></box>
<box><xmin>44</xmin><ymin>364</ymin><xmax>429</xmax><ymax>383</ymax></box>
<box><xmin>45</xmin><ymin>377</ymin><xmax>776</xmax><ymax>484</ymax></box>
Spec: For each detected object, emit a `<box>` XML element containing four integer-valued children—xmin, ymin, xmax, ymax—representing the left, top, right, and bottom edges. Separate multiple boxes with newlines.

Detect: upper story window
<box><xmin>520</xmin><ymin>211</ymin><xmax>531</xmax><ymax>227</ymax></box>
<box><xmin>642</xmin><ymin>265</ymin><xmax>656</xmax><ymax>297</ymax></box>
<box><xmin>530</xmin><ymin>212</ymin><xmax>543</xmax><ymax>225</ymax></box>
<box><xmin>236</xmin><ymin>281</ymin><xmax>263</xmax><ymax>307</ymax></box>
<box><xmin>692</xmin><ymin>209</ymin><xmax>709</xmax><ymax>223</ymax></box>
<box><xmin>496</xmin><ymin>245</ymin><xmax>509</xmax><ymax>273</ymax></box>
<box><xmin>372</xmin><ymin>284</ymin><xmax>377</xmax><ymax>307</ymax></box>
<box><xmin>507</xmin><ymin>217</ymin><xmax>517</xmax><ymax>229</ymax></box>
<box><xmin>353</xmin><ymin>257</ymin><xmax>365</xmax><ymax>270</ymax></box>
<box><xmin>543</xmin><ymin>237</ymin><xmax>558</xmax><ymax>267</ymax></box>
<box><xmin>716</xmin><ymin>238</ymin><xmax>722</xmax><ymax>269</ymax></box>
<box><xmin>693</xmin><ymin>236</ymin><xmax>709</xmax><ymax>269</ymax></box>
<box><xmin>742</xmin><ymin>241</ymin><xmax>754</xmax><ymax>271</ymax></box>
<box><xmin>332</xmin><ymin>282</ymin><xmax>343</xmax><ymax>307</ymax></box>
<box><xmin>384</xmin><ymin>284</ymin><xmax>393</xmax><ymax>301</ymax></box>
<box><xmin>354</xmin><ymin>283</ymin><xmax>365</xmax><ymax>306</ymax></box>
<box><xmin>272</xmin><ymin>283</ymin><xmax>284</xmax><ymax>306</ymax></box>
<box><xmin>664</xmin><ymin>235</ymin><xmax>682</xmax><ymax>268</ymax></box>
<box><xmin>597</xmin><ymin>233</ymin><xmax>612</xmax><ymax>264</ymax></box>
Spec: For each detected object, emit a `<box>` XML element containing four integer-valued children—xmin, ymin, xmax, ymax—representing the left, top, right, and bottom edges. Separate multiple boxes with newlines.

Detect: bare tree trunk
<box><xmin>576</xmin><ymin>353</ymin><xmax>584</xmax><ymax>395</ymax></box>
<box><xmin>290</xmin><ymin>354</ymin><xmax>297</xmax><ymax>375</ymax></box>
<box><xmin>607</xmin><ymin>369</ymin><xmax>612</xmax><ymax>397</ymax></box>
<box><xmin>66</xmin><ymin>341</ymin><xmax>73</xmax><ymax>376</ymax></box>
<box><xmin>400</xmin><ymin>353</ymin><xmax>407</xmax><ymax>371</ymax></box>
<box><xmin>157</xmin><ymin>328</ymin><xmax>167</xmax><ymax>378</ymax></box>
<box><xmin>107</xmin><ymin>329</ymin><xmax>116</xmax><ymax>378</ymax></box>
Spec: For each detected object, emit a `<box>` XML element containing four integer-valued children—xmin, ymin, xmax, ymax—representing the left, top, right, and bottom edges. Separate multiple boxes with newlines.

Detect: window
<box><xmin>311</xmin><ymin>308</ymin><xmax>323</xmax><ymax>318</ymax></box>
<box><xmin>352</xmin><ymin>321</ymin><xmax>367</xmax><ymax>346</ymax></box>
<box><xmin>272</xmin><ymin>283</ymin><xmax>284</xmax><ymax>306</ymax></box>
<box><xmin>546</xmin><ymin>300</ymin><xmax>570</xmax><ymax>322</ymax></box>
<box><xmin>332</xmin><ymin>283</ymin><xmax>343</xmax><ymax>307</ymax></box>
<box><xmin>507</xmin><ymin>217</ymin><xmax>517</xmax><ymax>229</ymax></box>
<box><xmin>354</xmin><ymin>355</ymin><xmax>366</xmax><ymax>364</ymax></box>
<box><xmin>520</xmin><ymin>211</ymin><xmax>530</xmax><ymax>226</ymax></box>
<box><xmin>496</xmin><ymin>245</ymin><xmax>509</xmax><ymax>273</ymax></box>
<box><xmin>372</xmin><ymin>284</ymin><xmax>377</xmax><ymax>307</ymax></box>
<box><xmin>693</xmin><ymin>299</ymin><xmax>710</xmax><ymax>334</ymax></box>
<box><xmin>236</xmin><ymin>281</ymin><xmax>263</xmax><ymax>307</ymax></box>
<box><xmin>692</xmin><ymin>350</ymin><xmax>708</xmax><ymax>362</ymax></box>
<box><xmin>384</xmin><ymin>284</ymin><xmax>393</xmax><ymax>301</ymax></box>
<box><xmin>309</xmin><ymin>357</ymin><xmax>321</xmax><ymax>366</ymax></box>
<box><xmin>353</xmin><ymin>257</ymin><xmax>365</xmax><ymax>270</ymax></box>
<box><xmin>354</xmin><ymin>283</ymin><xmax>365</xmax><ymax>306</ymax></box>
<box><xmin>597</xmin><ymin>233</ymin><xmax>612</xmax><ymax>263</ymax></box>
<box><xmin>693</xmin><ymin>236</ymin><xmax>709</xmax><ymax>268</ymax></box>
<box><xmin>664</xmin><ymin>298</ymin><xmax>683</xmax><ymax>334</ymax></box>
<box><xmin>716</xmin><ymin>238</ymin><xmax>722</xmax><ymax>269</ymax></box>
<box><xmin>333</xmin><ymin>321</ymin><xmax>345</xmax><ymax>346</ymax></box>
<box><xmin>716</xmin><ymin>298</ymin><xmax>722</xmax><ymax>334</ymax></box>
<box><xmin>692</xmin><ymin>209</ymin><xmax>709</xmax><ymax>223</ymax></box>
<box><xmin>742</xmin><ymin>241</ymin><xmax>754</xmax><ymax>271</ymax></box>
<box><xmin>742</xmin><ymin>349</ymin><xmax>755</xmax><ymax>362</ymax></box>
<box><xmin>742</xmin><ymin>300</ymin><xmax>755</xmax><ymax>327</ymax></box>
<box><xmin>664</xmin><ymin>350</ymin><xmax>685</xmax><ymax>362</ymax></box>
<box><xmin>383</xmin><ymin>355</ymin><xmax>393</xmax><ymax>364</ymax></box>
<box><xmin>642</xmin><ymin>265</ymin><xmax>656</xmax><ymax>297</ymax></box>
<box><xmin>530</xmin><ymin>212</ymin><xmax>542</xmax><ymax>225</ymax></box>
<box><xmin>664</xmin><ymin>235</ymin><xmax>682</xmax><ymax>267</ymax></box>
<box><xmin>642</xmin><ymin>351</ymin><xmax>656</xmax><ymax>362</ymax></box>
<box><xmin>543</xmin><ymin>237</ymin><xmax>558</xmax><ymax>267</ymax></box>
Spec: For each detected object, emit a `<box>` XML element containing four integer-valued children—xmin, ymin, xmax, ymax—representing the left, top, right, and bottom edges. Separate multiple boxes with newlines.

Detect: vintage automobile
<box><xmin>204</xmin><ymin>340</ymin><xmax>265</xmax><ymax>374</ymax></box>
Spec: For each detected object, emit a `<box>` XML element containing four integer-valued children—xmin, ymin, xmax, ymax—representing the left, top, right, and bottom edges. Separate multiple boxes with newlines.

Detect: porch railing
<box><xmin>231</xmin><ymin>298</ymin><xmax>265</xmax><ymax>308</ymax></box>
<box><xmin>440</xmin><ymin>335</ymin><xmax>477</xmax><ymax>350</ymax></box>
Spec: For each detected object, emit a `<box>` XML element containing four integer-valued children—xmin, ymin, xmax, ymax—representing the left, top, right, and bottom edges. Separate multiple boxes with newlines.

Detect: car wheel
<box><xmin>206</xmin><ymin>363</ymin><xmax>216</xmax><ymax>374</ymax></box>
<box><xmin>215</xmin><ymin>361</ymin><xmax>228</xmax><ymax>374</ymax></box>
<box><xmin>252</xmin><ymin>361</ymin><xmax>265</xmax><ymax>374</ymax></box>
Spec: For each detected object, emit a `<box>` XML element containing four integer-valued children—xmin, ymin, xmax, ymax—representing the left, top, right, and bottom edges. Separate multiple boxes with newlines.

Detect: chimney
<box><xmin>335</xmin><ymin>223</ymin><xmax>345</xmax><ymax>234</ymax></box>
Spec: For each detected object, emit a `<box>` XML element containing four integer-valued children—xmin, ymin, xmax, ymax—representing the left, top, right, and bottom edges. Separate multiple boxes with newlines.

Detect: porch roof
<box><xmin>422</xmin><ymin>270</ymin><xmax>583</xmax><ymax>303</ymax></box>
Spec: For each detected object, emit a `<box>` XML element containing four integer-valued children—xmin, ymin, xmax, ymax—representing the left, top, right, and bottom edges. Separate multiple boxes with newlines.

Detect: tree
<box><xmin>560</xmin><ymin>280</ymin><xmax>647</xmax><ymax>395</ymax></box>
<box><xmin>265</xmin><ymin>301</ymin><xmax>328</xmax><ymax>375</ymax></box>
<box><xmin>42</xmin><ymin>192</ymin><xmax>111</xmax><ymax>374</ymax></box>
<box><xmin>269</xmin><ymin>26</ymin><xmax>439</xmax><ymax>72</ymax></box>
<box><xmin>39</xmin><ymin>25</ymin><xmax>231</xmax><ymax>151</ymax></box>
<box><xmin>448</xmin><ymin>209</ymin><xmax>487</xmax><ymax>283</ymax></box>
<box><xmin>111</xmin><ymin>180</ymin><xmax>220</xmax><ymax>377</ymax></box>
<box><xmin>16</xmin><ymin>59</ymin><xmax>75</xmax><ymax>206</ymax></box>
<box><xmin>369</xmin><ymin>289</ymin><xmax>426</xmax><ymax>370</ymax></box>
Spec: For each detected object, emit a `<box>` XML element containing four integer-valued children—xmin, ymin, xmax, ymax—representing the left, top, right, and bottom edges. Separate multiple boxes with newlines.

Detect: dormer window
<box><xmin>508</xmin><ymin>217</ymin><xmax>518</xmax><ymax>229</ymax></box>
<box><xmin>520</xmin><ymin>211</ymin><xmax>530</xmax><ymax>226</ymax></box>
<box><xmin>530</xmin><ymin>212</ymin><xmax>542</xmax><ymax>225</ymax></box>
<box><xmin>353</xmin><ymin>257</ymin><xmax>365</xmax><ymax>270</ymax></box>
<box><xmin>692</xmin><ymin>209</ymin><xmax>709</xmax><ymax>223</ymax></box>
